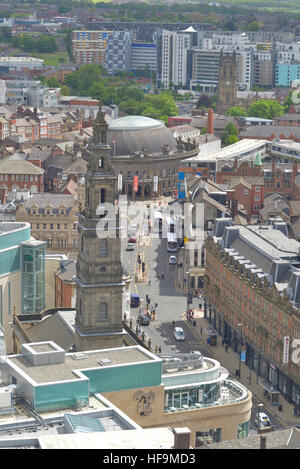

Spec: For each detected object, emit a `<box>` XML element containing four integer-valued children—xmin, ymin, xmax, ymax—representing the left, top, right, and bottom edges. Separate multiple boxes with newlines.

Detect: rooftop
<box><xmin>8</xmin><ymin>345</ymin><xmax>156</xmax><ymax>384</ymax></box>
<box><xmin>108</xmin><ymin>115</ymin><xmax>164</xmax><ymax>131</ymax></box>
<box><xmin>184</xmin><ymin>139</ymin><xmax>268</xmax><ymax>164</ymax></box>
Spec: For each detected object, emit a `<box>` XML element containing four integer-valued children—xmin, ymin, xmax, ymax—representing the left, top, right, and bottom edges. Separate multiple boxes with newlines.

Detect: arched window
<box><xmin>99</xmin><ymin>238</ymin><xmax>108</xmax><ymax>256</ymax></box>
<box><xmin>99</xmin><ymin>302</ymin><xmax>107</xmax><ymax>321</ymax></box>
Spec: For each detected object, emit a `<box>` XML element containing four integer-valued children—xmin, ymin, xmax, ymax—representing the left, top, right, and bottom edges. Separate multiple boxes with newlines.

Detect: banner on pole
<box><xmin>133</xmin><ymin>176</ymin><xmax>139</xmax><ymax>192</ymax></box>
<box><xmin>118</xmin><ymin>173</ymin><xmax>122</xmax><ymax>191</ymax></box>
<box><xmin>153</xmin><ymin>175</ymin><xmax>158</xmax><ymax>193</ymax></box>
<box><xmin>283</xmin><ymin>336</ymin><xmax>290</xmax><ymax>364</ymax></box>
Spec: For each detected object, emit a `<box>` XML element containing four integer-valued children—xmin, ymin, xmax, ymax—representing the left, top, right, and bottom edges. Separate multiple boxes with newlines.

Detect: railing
<box><xmin>164</xmin><ymin>379</ymin><xmax>248</xmax><ymax>414</ymax></box>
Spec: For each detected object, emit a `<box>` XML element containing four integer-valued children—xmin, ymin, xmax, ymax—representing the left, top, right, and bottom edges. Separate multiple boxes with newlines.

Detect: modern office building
<box><xmin>130</xmin><ymin>42</ymin><xmax>157</xmax><ymax>74</ymax></box>
<box><xmin>105</xmin><ymin>31</ymin><xmax>132</xmax><ymax>76</ymax></box>
<box><xmin>275</xmin><ymin>62</ymin><xmax>300</xmax><ymax>87</ymax></box>
<box><xmin>187</xmin><ymin>49</ymin><xmax>220</xmax><ymax>94</ymax></box>
<box><xmin>253</xmin><ymin>51</ymin><xmax>274</xmax><ymax>88</ymax></box>
<box><xmin>0</xmin><ymin>341</ymin><xmax>252</xmax><ymax>447</ymax></box>
<box><xmin>205</xmin><ymin>217</ymin><xmax>300</xmax><ymax>406</ymax></box>
<box><xmin>0</xmin><ymin>222</ymin><xmax>46</xmax><ymax>354</ymax></box>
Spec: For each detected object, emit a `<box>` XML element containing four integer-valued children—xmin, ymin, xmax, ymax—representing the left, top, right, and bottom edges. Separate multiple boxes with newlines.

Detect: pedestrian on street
<box><xmin>155</xmin><ymin>346</ymin><xmax>158</xmax><ymax>354</ymax></box>
<box><xmin>149</xmin><ymin>279</ymin><xmax>151</xmax><ymax>285</ymax></box>
<box><xmin>148</xmin><ymin>338</ymin><xmax>151</xmax><ymax>349</ymax></box>
<box><xmin>200</xmin><ymin>327</ymin><xmax>202</xmax><ymax>336</ymax></box>
<box><xmin>294</xmin><ymin>405</ymin><xmax>298</xmax><ymax>417</ymax></box>
<box><xmin>158</xmin><ymin>346</ymin><xmax>161</xmax><ymax>354</ymax></box>
<box><xmin>161</xmin><ymin>273</ymin><xmax>164</xmax><ymax>280</ymax></box>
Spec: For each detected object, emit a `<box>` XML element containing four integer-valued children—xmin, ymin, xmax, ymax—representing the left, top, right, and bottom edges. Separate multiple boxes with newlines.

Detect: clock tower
<box><xmin>74</xmin><ymin>103</ymin><xmax>125</xmax><ymax>351</ymax></box>
<box><xmin>216</xmin><ymin>50</ymin><xmax>237</xmax><ymax>115</ymax></box>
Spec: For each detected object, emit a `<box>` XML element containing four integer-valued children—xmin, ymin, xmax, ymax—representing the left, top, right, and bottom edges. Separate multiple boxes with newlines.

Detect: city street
<box><xmin>121</xmin><ymin>201</ymin><xmax>292</xmax><ymax>433</ymax></box>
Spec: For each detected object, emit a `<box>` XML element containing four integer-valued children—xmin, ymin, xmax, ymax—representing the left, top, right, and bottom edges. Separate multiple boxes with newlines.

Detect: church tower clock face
<box><xmin>226</xmin><ymin>80</ymin><xmax>231</xmax><ymax>87</ymax></box>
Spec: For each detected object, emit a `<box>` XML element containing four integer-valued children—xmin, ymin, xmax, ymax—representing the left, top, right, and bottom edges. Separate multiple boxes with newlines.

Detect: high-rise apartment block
<box><xmin>157</xmin><ymin>29</ymin><xmax>192</xmax><ymax>89</ymax></box>
<box><xmin>72</xmin><ymin>30</ymin><xmax>111</xmax><ymax>65</ymax></box>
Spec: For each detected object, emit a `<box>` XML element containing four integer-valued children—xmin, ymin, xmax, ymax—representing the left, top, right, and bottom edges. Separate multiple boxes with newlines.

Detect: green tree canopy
<box><xmin>224</xmin><ymin>122</ymin><xmax>238</xmax><ymax>136</ymax></box>
<box><xmin>248</xmin><ymin>99</ymin><xmax>285</xmax><ymax>119</ymax></box>
<box><xmin>226</xmin><ymin>106</ymin><xmax>247</xmax><ymax>117</ymax></box>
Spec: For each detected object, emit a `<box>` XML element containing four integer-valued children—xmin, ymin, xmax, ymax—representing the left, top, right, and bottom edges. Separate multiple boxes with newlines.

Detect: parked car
<box><xmin>254</xmin><ymin>412</ymin><xmax>271</xmax><ymax>428</ymax></box>
<box><xmin>128</xmin><ymin>235</ymin><xmax>136</xmax><ymax>243</ymax></box>
<box><xmin>173</xmin><ymin>327</ymin><xmax>185</xmax><ymax>341</ymax></box>
<box><xmin>137</xmin><ymin>314</ymin><xmax>150</xmax><ymax>326</ymax></box>
<box><xmin>169</xmin><ymin>255</ymin><xmax>177</xmax><ymax>265</ymax></box>
<box><xmin>127</xmin><ymin>242</ymin><xmax>135</xmax><ymax>251</ymax></box>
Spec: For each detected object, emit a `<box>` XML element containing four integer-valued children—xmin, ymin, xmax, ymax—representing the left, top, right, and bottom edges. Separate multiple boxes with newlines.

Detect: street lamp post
<box><xmin>256</xmin><ymin>403</ymin><xmax>264</xmax><ymax>434</ymax></box>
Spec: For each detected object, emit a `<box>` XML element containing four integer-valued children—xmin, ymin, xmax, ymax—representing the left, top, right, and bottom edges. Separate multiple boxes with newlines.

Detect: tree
<box><xmin>247</xmin><ymin>20</ymin><xmax>261</xmax><ymax>32</ymax></box>
<box><xmin>224</xmin><ymin>122</ymin><xmax>238</xmax><ymax>137</ymax></box>
<box><xmin>36</xmin><ymin>35</ymin><xmax>58</xmax><ymax>53</ymax></box>
<box><xmin>196</xmin><ymin>94</ymin><xmax>211</xmax><ymax>109</ymax></box>
<box><xmin>226</xmin><ymin>106</ymin><xmax>247</xmax><ymax>117</ymax></box>
<box><xmin>45</xmin><ymin>77</ymin><xmax>61</xmax><ymax>88</ymax></box>
<box><xmin>60</xmin><ymin>85</ymin><xmax>70</xmax><ymax>96</ymax></box>
<box><xmin>228</xmin><ymin>134</ymin><xmax>239</xmax><ymax>145</ymax></box>
<box><xmin>248</xmin><ymin>99</ymin><xmax>285</xmax><ymax>119</ymax></box>
<box><xmin>201</xmin><ymin>127</ymin><xmax>207</xmax><ymax>134</ymax></box>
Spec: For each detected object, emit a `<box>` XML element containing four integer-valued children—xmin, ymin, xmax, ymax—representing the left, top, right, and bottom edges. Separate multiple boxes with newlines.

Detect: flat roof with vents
<box><xmin>8</xmin><ymin>343</ymin><xmax>158</xmax><ymax>384</ymax></box>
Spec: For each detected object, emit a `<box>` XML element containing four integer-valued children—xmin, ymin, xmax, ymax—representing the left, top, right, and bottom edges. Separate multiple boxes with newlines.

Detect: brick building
<box><xmin>0</xmin><ymin>159</ymin><xmax>44</xmax><ymax>193</ymax></box>
<box><xmin>54</xmin><ymin>259</ymin><xmax>76</xmax><ymax>308</ymax></box>
<box><xmin>204</xmin><ymin>218</ymin><xmax>300</xmax><ymax>406</ymax></box>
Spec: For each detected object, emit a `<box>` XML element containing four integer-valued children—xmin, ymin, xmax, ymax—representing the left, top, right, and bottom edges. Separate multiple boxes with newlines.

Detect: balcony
<box><xmin>164</xmin><ymin>379</ymin><xmax>249</xmax><ymax>414</ymax></box>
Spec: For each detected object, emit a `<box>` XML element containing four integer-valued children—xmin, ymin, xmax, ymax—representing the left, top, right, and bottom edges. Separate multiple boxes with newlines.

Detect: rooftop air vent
<box><xmin>98</xmin><ymin>358</ymin><xmax>113</xmax><ymax>366</ymax></box>
<box><xmin>72</xmin><ymin>352</ymin><xmax>87</xmax><ymax>360</ymax></box>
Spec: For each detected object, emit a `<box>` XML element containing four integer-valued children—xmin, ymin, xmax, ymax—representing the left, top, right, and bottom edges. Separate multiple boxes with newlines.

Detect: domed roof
<box><xmin>107</xmin><ymin>115</ymin><xmax>177</xmax><ymax>157</ymax></box>
<box><xmin>109</xmin><ymin>115</ymin><xmax>164</xmax><ymax>131</ymax></box>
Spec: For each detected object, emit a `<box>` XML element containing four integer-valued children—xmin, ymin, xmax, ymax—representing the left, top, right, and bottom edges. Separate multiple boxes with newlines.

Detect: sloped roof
<box><xmin>0</xmin><ymin>159</ymin><xmax>44</xmax><ymax>175</ymax></box>
<box><xmin>25</xmin><ymin>312</ymin><xmax>75</xmax><ymax>351</ymax></box>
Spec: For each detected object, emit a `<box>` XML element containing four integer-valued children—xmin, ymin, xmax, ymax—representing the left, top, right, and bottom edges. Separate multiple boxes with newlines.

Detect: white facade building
<box><xmin>160</xmin><ymin>30</ymin><xmax>192</xmax><ymax>89</ymax></box>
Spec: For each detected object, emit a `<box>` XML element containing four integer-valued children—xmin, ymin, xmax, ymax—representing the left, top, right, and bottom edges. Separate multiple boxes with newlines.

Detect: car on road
<box><xmin>130</xmin><ymin>293</ymin><xmax>140</xmax><ymax>307</ymax></box>
<box><xmin>254</xmin><ymin>412</ymin><xmax>271</xmax><ymax>428</ymax></box>
<box><xmin>127</xmin><ymin>242</ymin><xmax>135</xmax><ymax>251</ymax></box>
<box><xmin>173</xmin><ymin>327</ymin><xmax>185</xmax><ymax>341</ymax></box>
<box><xmin>137</xmin><ymin>314</ymin><xmax>150</xmax><ymax>326</ymax></box>
<box><xmin>128</xmin><ymin>235</ymin><xmax>136</xmax><ymax>243</ymax></box>
<box><xmin>169</xmin><ymin>255</ymin><xmax>177</xmax><ymax>265</ymax></box>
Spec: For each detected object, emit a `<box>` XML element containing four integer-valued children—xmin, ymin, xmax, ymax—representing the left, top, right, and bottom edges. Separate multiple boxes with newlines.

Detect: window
<box><xmin>254</xmin><ymin>194</ymin><xmax>260</xmax><ymax>201</ymax></box>
<box><xmin>99</xmin><ymin>158</ymin><xmax>103</xmax><ymax>168</ymax></box>
<box><xmin>243</xmin><ymin>189</ymin><xmax>249</xmax><ymax>195</ymax></box>
<box><xmin>43</xmin><ymin>224</ymin><xmax>46</xmax><ymax>230</ymax></box>
<box><xmin>99</xmin><ymin>302</ymin><xmax>107</xmax><ymax>321</ymax></box>
<box><xmin>195</xmin><ymin>429</ymin><xmax>221</xmax><ymax>447</ymax></box>
<box><xmin>100</xmin><ymin>188</ymin><xmax>105</xmax><ymax>204</ymax></box>
<box><xmin>255</xmin><ymin>186</ymin><xmax>260</xmax><ymax>192</ymax></box>
<box><xmin>99</xmin><ymin>238</ymin><xmax>108</xmax><ymax>256</ymax></box>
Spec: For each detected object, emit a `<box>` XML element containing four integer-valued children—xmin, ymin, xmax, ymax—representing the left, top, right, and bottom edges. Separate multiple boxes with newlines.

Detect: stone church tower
<box><xmin>216</xmin><ymin>50</ymin><xmax>237</xmax><ymax>115</ymax></box>
<box><xmin>74</xmin><ymin>104</ymin><xmax>125</xmax><ymax>351</ymax></box>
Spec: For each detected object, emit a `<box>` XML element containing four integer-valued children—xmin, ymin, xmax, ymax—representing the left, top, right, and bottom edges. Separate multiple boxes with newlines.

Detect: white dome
<box><xmin>108</xmin><ymin>115</ymin><xmax>164</xmax><ymax>131</ymax></box>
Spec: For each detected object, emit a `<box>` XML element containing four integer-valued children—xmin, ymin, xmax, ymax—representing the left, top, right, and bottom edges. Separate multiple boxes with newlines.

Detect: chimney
<box><xmin>260</xmin><ymin>435</ymin><xmax>267</xmax><ymax>449</ymax></box>
<box><xmin>207</xmin><ymin>108</ymin><xmax>214</xmax><ymax>135</ymax></box>
<box><xmin>173</xmin><ymin>427</ymin><xmax>191</xmax><ymax>449</ymax></box>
